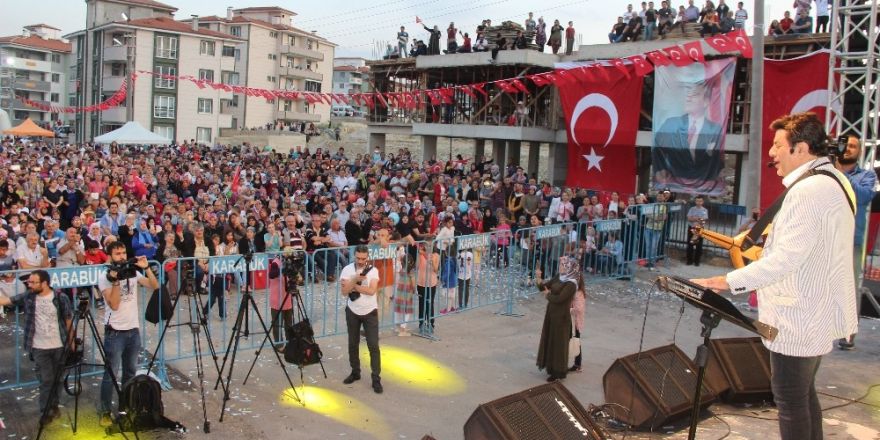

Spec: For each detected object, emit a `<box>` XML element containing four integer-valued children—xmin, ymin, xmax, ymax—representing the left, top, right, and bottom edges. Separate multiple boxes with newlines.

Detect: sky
<box><xmin>1</xmin><ymin>0</ymin><xmax>783</xmax><ymax>59</ymax></box>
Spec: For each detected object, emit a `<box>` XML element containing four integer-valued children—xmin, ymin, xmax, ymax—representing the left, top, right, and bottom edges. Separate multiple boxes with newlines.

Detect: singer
<box><xmin>693</xmin><ymin>113</ymin><xmax>857</xmax><ymax>440</ymax></box>
<box><xmin>340</xmin><ymin>245</ymin><xmax>383</xmax><ymax>394</ymax></box>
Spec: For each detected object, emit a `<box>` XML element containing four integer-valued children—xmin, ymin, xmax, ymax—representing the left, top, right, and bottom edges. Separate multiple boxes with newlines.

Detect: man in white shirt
<box><xmin>16</xmin><ymin>232</ymin><xmax>49</xmax><ymax>271</ymax></box>
<box><xmin>97</xmin><ymin>241</ymin><xmax>159</xmax><ymax>426</ymax></box>
<box><xmin>340</xmin><ymin>245</ymin><xmax>382</xmax><ymax>393</ymax></box>
<box><xmin>695</xmin><ymin>112</ymin><xmax>857</xmax><ymax>440</ymax></box>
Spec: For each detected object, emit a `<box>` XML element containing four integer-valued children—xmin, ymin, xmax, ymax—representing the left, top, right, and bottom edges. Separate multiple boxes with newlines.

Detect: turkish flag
<box><xmin>647</xmin><ymin>50</ymin><xmax>672</xmax><ymax>67</ymax></box>
<box><xmin>627</xmin><ymin>55</ymin><xmax>654</xmax><ymax>76</ymax></box>
<box><xmin>704</xmin><ymin>33</ymin><xmax>736</xmax><ymax>54</ymax></box>
<box><xmin>558</xmin><ymin>65</ymin><xmax>642</xmax><ymax>193</ymax></box>
<box><xmin>682</xmin><ymin>41</ymin><xmax>705</xmax><ymax>63</ymax></box>
<box><xmin>728</xmin><ymin>29</ymin><xmax>753</xmax><ymax>58</ymax></box>
<box><xmin>664</xmin><ymin>45</ymin><xmax>693</xmax><ymax>67</ymax></box>
<box><xmin>760</xmin><ymin>51</ymin><xmax>834</xmax><ymax>209</ymax></box>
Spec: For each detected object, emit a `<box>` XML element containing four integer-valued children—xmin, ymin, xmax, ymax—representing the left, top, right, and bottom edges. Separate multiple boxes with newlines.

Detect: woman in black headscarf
<box><xmin>535</xmin><ymin>255</ymin><xmax>578</xmax><ymax>382</ymax></box>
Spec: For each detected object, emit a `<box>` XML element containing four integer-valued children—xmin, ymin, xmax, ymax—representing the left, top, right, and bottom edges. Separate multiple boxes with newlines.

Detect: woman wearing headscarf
<box><xmin>132</xmin><ymin>217</ymin><xmax>158</xmax><ymax>259</ymax></box>
<box><xmin>535</xmin><ymin>255</ymin><xmax>578</xmax><ymax>382</ymax></box>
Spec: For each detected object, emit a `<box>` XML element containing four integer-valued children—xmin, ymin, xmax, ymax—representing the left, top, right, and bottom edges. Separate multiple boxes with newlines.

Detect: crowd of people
<box><xmin>389</xmin><ymin>12</ymin><xmax>578</xmax><ymax>59</ymax></box>
<box><xmin>769</xmin><ymin>0</ymin><xmax>831</xmax><ymax>36</ymax></box>
<box><xmin>609</xmin><ymin>0</ymin><xmax>749</xmax><ymax>43</ymax></box>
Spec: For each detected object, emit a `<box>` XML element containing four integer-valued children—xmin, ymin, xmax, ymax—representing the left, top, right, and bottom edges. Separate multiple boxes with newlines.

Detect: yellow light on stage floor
<box><xmin>280</xmin><ymin>386</ymin><xmax>392</xmax><ymax>439</ymax></box>
<box><xmin>362</xmin><ymin>344</ymin><xmax>466</xmax><ymax>395</ymax></box>
<box><xmin>39</xmin><ymin>414</ymin><xmax>155</xmax><ymax>440</ymax></box>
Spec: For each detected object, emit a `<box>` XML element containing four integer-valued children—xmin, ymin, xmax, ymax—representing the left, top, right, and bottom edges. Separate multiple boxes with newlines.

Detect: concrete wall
<box><xmin>215</xmin><ymin>131</ymin><xmax>306</xmax><ymax>154</ymax></box>
<box><xmin>244</xmin><ymin>24</ymin><xmax>277</xmax><ymax>129</ymax></box>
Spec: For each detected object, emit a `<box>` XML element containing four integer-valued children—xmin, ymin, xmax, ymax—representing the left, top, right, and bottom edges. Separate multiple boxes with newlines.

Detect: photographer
<box><xmin>267</xmin><ymin>255</ymin><xmax>293</xmax><ymax>349</ymax></box>
<box><xmin>97</xmin><ymin>241</ymin><xmax>159</xmax><ymax>426</ymax></box>
<box><xmin>340</xmin><ymin>245</ymin><xmax>382</xmax><ymax>394</ymax></box>
<box><xmin>0</xmin><ymin>270</ymin><xmax>73</xmax><ymax>426</ymax></box>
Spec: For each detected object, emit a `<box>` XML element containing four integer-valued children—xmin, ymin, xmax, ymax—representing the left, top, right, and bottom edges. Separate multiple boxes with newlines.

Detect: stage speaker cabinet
<box><xmin>464</xmin><ymin>382</ymin><xmax>608</xmax><ymax>440</ymax></box>
<box><xmin>704</xmin><ymin>337</ymin><xmax>773</xmax><ymax>404</ymax></box>
<box><xmin>602</xmin><ymin>344</ymin><xmax>717</xmax><ymax>430</ymax></box>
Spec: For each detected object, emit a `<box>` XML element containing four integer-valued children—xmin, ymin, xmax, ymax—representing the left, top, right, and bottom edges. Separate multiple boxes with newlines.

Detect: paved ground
<box><xmin>2</xmin><ymin>257</ymin><xmax>879</xmax><ymax>440</ymax></box>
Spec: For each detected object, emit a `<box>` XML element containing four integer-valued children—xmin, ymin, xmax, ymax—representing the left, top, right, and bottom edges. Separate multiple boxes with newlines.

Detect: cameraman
<box><xmin>340</xmin><ymin>245</ymin><xmax>382</xmax><ymax>394</ymax></box>
<box><xmin>97</xmin><ymin>241</ymin><xmax>158</xmax><ymax>426</ymax></box>
<box><xmin>0</xmin><ymin>270</ymin><xmax>73</xmax><ymax>426</ymax></box>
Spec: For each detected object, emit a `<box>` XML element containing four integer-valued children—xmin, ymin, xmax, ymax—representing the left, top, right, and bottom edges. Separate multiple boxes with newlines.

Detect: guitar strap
<box><xmin>744</xmin><ymin>168</ymin><xmax>855</xmax><ymax>250</ymax></box>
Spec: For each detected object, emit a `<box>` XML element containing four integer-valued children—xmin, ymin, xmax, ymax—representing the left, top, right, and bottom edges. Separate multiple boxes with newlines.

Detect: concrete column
<box><xmin>546</xmin><ymin>142</ymin><xmax>568</xmax><ymax>186</ymax></box>
<box><xmin>528</xmin><ymin>142</ymin><xmax>541</xmax><ymax>179</ymax></box>
<box><xmin>421</xmin><ymin>135</ymin><xmax>438</xmax><ymax>161</ymax></box>
<box><xmin>368</xmin><ymin>133</ymin><xmax>386</xmax><ymax>153</ymax></box>
<box><xmin>492</xmin><ymin>140</ymin><xmax>505</xmax><ymax>166</ymax></box>
<box><xmin>507</xmin><ymin>140</ymin><xmax>522</xmax><ymax>168</ymax></box>
<box><xmin>474</xmin><ymin>139</ymin><xmax>486</xmax><ymax>162</ymax></box>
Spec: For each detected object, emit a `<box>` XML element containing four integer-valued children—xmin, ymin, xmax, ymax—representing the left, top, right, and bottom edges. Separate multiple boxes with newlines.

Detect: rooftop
<box><xmin>101</xmin><ymin>16</ymin><xmax>242</xmax><ymax>40</ymax></box>
<box><xmin>233</xmin><ymin>6</ymin><xmax>297</xmax><ymax>16</ymax></box>
<box><xmin>24</xmin><ymin>24</ymin><xmax>61</xmax><ymax>31</ymax></box>
<box><xmin>102</xmin><ymin>0</ymin><xmax>178</xmax><ymax>12</ymax></box>
<box><xmin>0</xmin><ymin>34</ymin><xmax>72</xmax><ymax>53</ymax></box>
<box><xmin>188</xmin><ymin>14</ymin><xmax>335</xmax><ymax>45</ymax></box>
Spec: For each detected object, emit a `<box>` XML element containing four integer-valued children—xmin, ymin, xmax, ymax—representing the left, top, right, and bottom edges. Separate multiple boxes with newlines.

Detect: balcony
<box><xmin>220</xmin><ymin>101</ymin><xmax>238</xmax><ymax>115</ymax></box>
<box><xmin>102</xmin><ymin>75</ymin><xmax>125</xmax><ymax>92</ymax></box>
<box><xmin>278</xmin><ymin>66</ymin><xmax>322</xmax><ymax>81</ymax></box>
<box><xmin>13</xmin><ymin>78</ymin><xmax>52</xmax><ymax>93</ymax></box>
<box><xmin>348</xmin><ymin>76</ymin><xmax>363</xmax><ymax>85</ymax></box>
<box><xmin>102</xmin><ymin>45</ymin><xmax>128</xmax><ymax>62</ymax></box>
<box><xmin>6</xmin><ymin>56</ymin><xmax>52</xmax><ymax>73</ymax></box>
<box><xmin>278</xmin><ymin>110</ymin><xmax>321</xmax><ymax>122</ymax></box>
<box><xmin>278</xmin><ymin>44</ymin><xmax>324</xmax><ymax>61</ymax></box>
<box><xmin>1</xmin><ymin>98</ymin><xmax>50</xmax><ymax>112</ymax></box>
<box><xmin>101</xmin><ymin>107</ymin><xmax>127</xmax><ymax>122</ymax></box>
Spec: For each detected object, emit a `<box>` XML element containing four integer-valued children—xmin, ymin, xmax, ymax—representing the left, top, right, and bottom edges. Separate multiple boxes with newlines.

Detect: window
<box><xmin>234</xmin><ymin>48</ymin><xmax>240</xmax><ymax>61</ymax></box>
<box><xmin>50</xmin><ymin>93</ymin><xmax>60</xmax><ymax>102</ymax></box>
<box><xmin>154</xmin><ymin>66</ymin><xmax>176</xmax><ymax>89</ymax></box>
<box><xmin>306</xmin><ymin>39</ymin><xmax>313</xmax><ymax>50</ymax></box>
<box><xmin>287</xmin><ymin>35</ymin><xmax>295</xmax><ymax>45</ymax></box>
<box><xmin>51</xmin><ymin>54</ymin><xmax>61</xmax><ymax>63</ymax></box>
<box><xmin>221</xmin><ymin>71</ymin><xmax>239</xmax><ymax>85</ymax></box>
<box><xmin>283</xmin><ymin>78</ymin><xmax>295</xmax><ymax>89</ymax></box>
<box><xmin>304</xmin><ymin>80</ymin><xmax>321</xmax><ymax>93</ymax></box>
<box><xmin>231</xmin><ymin>95</ymin><xmax>239</xmax><ymax>106</ymax></box>
<box><xmin>200</xmin><ymin>40</ymin><xmax>215</xmax><ymax>56</ymax></box>
<box><xmin>198</xmin><ymin>69</ymin><xmax>214</xmax><ymax>82</ymax></box>
<box><xmin>305</xmin><ymin>61</ymin><xmax>312</xmax><ymax>70</ymax></box>
<box><xmin>111</xmin><ymin>63</ymin><xmax>125</xmax><ymax>76</ymax></box>
<box><xmin>230</xmin><ymin>26</ymin><xmax>241</xmax><ymax>37</ymax></box>
<box><xmin>153</xmin><ymin>95</ymin><xmax>176</xmax><ymax>118</ymax></box>
<box><xmin>51</xmin><ymin>73</ymin><xmax>60</xmax><ymax>83</ymax></box>
<box><xmin>267</xmin><ymin>53</ymin><xmax>277</xmax><ymax>60</ymax></box>
<box><xmin>283</xmin><ymin>100</ymin><xmax>292</xmax><ymax>111</ymax></box>
<box><xmin>155</xmin><ymin>36</ymin><xmax>178</xmax><ymax>59</ymax></box>
<box><xmin>153</xmin><ymin>125</ymin><xmax>174</xmax><ymax>140</ymax></box>
<box><xmin>286</xmin><ymin>56</ymin><xmax>294</xmax><ymax>68</ymax></box>
<box><xmin>222</xmin><ymin>46</ymin><xmax>235</xmax><ymax>57</ymax></box>
<box><xmin>269</xmin><ymin>31</ymin><xmax>278</xmax><ymax>38</ymax></box>
<box><xmin>68</xmin><ymin>95</ymin><xmax>76</xmax><ymax>106</ymax></box>
<box><xmin>267</xmin><ymin>76</ymin><xmax>277</xmax><ymax>83</ymax></box>
<box><xmin>196</xmin><ymin>127</ymin><xmax>211</xmax><ymax>144</ymax></box>
<box><xmin>197</xmin><ymin>98</ymin><xmax>213</xmax><ymax>114</ymax></box>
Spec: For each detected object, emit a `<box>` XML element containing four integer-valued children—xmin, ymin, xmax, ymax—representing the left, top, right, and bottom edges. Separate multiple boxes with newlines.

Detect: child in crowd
<box><xmin>394</xmin><ymin>251</ymin><xmax>416</xmax><ymax>336</ymax></box>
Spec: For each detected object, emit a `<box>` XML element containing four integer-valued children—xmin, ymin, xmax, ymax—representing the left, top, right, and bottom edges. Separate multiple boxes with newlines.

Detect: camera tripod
<box><xmin>242</xmin><ymin>267</ymin><xmax>327</xmax><ymax>386</ymax></box>
<box><xmin>36</xmin><ymin>290</ymin><xmax>137</xmax><ymax>440</ymax></box>
<box><xmin>145</xmin><ymin>262</ymin><xmax>226</xmax><ymax>433</ymax></box>
<box><xmin>214</xmin><ymin>253</ymin><xmax>303</xmax><ymax>422</ymax></box>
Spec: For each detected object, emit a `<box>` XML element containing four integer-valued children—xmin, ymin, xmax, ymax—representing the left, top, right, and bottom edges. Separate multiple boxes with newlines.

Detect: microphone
<box><xmin>766</xmin><ymin>161</ymin><xmax>777</xmax><ymax>168</ymax></box>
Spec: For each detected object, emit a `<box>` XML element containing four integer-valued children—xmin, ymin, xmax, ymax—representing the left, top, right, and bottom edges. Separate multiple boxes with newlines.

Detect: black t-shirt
<box><xmin>303</xmin><ymin>225</ymin><xmax>328</xmax><ymax>251</ymax></box>
<box><xmin>658</xmin><ymin>7</ymin><xmax>673</xmax><ymax>20</ymax></box>
<box><xmin>43</xmin><ymin>188</ymin><xmax>64</xmax><ymax>206</ymax></box>
<box><xmin>613</xmin><ymin>22</ymin><xmax>627</xmax><ymax>36</ymax></box>
<box><xmin>645</xmin><ymin>8</ymin><xmax>657</xmax><ymax>23</ymax></box>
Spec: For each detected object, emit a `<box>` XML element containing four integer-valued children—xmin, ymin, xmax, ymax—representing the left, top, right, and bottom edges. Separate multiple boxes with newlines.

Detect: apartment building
<box><xmin>0</xmin><ymin>24</ymin><xmax>72</xmax><ymax>128</ymax></box>
<box><xmin>193</xmin><ymin>6</ymin><xmax>336</xmax><ymax>129</ymax></box>
<box><xmin>332</xmin><ymin>57</ymin><xmax>370</xmax><ymax>115</ymax></box>
<box><xmin>66</xmin><ymin>0</ymin><xmax>240</xmax><ymax>144</ymax></box>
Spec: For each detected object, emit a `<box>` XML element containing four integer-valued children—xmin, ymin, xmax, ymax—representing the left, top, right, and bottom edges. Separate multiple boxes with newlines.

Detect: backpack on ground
<box><xmin>113</xmin><ymin>374</ymin><xmax>184</xmax><ymax>433</ymax></box>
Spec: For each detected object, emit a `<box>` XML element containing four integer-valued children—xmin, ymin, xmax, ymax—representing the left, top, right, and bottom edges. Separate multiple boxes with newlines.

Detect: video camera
<box><xmin>106</xmin><ymin>258</ymin><xmax>140</xmax><ymax>283</ymax></box>
<box><xmin>347</xmin><ymin>264</ymin><xmax>373</xmax><ymax>302</ymax></box>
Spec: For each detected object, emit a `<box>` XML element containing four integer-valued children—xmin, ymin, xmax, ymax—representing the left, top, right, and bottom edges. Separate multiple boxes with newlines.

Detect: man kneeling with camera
<box><xmin>97</xmin><ymin>241</ymin><xmax>158</xmax><ymax>426</ymax></box>
<box><xmin>0</xmin><ymin>270</ymin><xmax>73</xmax><ymax>426</ymax></box>
<box><xmin>340</xmin><ymin>245</ymin><xmax>382</xmax><ymax>394</ymax></box>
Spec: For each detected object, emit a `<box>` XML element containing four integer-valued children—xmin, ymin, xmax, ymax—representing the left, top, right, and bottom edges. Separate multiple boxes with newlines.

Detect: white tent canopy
<box><xmin>94</xmin><ymin>121</ymin><xmax>171</xmax><ymax>145</ymax></box>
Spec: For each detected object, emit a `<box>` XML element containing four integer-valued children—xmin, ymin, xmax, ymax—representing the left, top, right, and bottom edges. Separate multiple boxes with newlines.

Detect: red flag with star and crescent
<box><xmin>557</xmin><ymin>65</ymin><xmax>642</xmax><ymax>193</ymax></box>
<box><xmin>760</xmin><ymin>50</ymin><xmax>835</xmax><ymax>210</ymax></box>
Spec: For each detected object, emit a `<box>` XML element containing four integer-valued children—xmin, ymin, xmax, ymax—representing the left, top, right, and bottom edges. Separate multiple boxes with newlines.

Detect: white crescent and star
<box><xmin>570</xmin><ymin>93</ymin><xmax>619</xmax><ymax>147</ymax></box>
<box><xmin>791</xmin><ymin>89</ymin><xmax>841</xmax><ymax>116</ymax></box>
<box><xmin>583</xmin><ymin>148</ymin><xmax>604</xmax><ymax>171</ymax></box>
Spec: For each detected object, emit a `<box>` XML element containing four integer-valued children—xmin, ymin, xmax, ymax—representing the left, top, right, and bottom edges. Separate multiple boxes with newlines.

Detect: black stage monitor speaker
<box><xmin>464</xmin><ymin>382</ymin><xmax>608</xmax><ymax>440</ymax></box>
<box><xmin>705</xmin><ymin>337</ymin><xmax>773</xmax><ymax>404</ymax></box>
<box><xmin>602</xmin><ymin>344</ymin><xmax>717</xmax><ymax>430</ymax></box>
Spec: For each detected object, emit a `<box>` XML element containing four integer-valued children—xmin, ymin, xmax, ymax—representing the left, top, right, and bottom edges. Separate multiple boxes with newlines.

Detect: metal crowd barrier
<box><xmin>2</xmin><ymin>211</ymin><xmax>706</xmax><ymax>390</ymax></box>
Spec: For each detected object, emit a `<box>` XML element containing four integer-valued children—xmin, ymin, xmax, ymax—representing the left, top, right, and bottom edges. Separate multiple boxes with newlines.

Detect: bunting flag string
<box><xmin>24</xmin><ymin>32</ymin><xmax>750</xmax><ymax>115</ymax></box>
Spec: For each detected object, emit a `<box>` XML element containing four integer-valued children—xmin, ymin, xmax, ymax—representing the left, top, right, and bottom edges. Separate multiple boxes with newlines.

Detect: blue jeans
<box><xmin>643</xmin><ymin>228</ymin><xmax>662</xmax><ymax>265</ymax></box>
<box><xmin>101</xmin><ymin>328</ymin><xmax>140</xmax><ymax>413</ymax></box>
<box><xmin>644</xmin><ymin>23</ymin><xmax>656</xmax><ymax>41</ymax></box>
<box><xmin>770</xmin><ymin>352</ymin><xmax>823</xmax><ymax>440</ymax></box>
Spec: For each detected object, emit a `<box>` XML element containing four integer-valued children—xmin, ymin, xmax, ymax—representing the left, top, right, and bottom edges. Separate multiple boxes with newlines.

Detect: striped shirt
<box><xmin>726</xmin><ymin>158</ymin><xmax>857</xmax><ymax>357</ymax></box>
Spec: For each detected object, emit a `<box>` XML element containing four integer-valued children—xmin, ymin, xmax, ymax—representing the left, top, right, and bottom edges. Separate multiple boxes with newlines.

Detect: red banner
<box><xmin>760</xmin><ymin>51</ymin><xmax>834</xmax><ymax>209</ymax></box>
<box><xmin>558</xmin><ymin>65</ymin><xmax>642</xmax><ymax>193</ymax></box>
